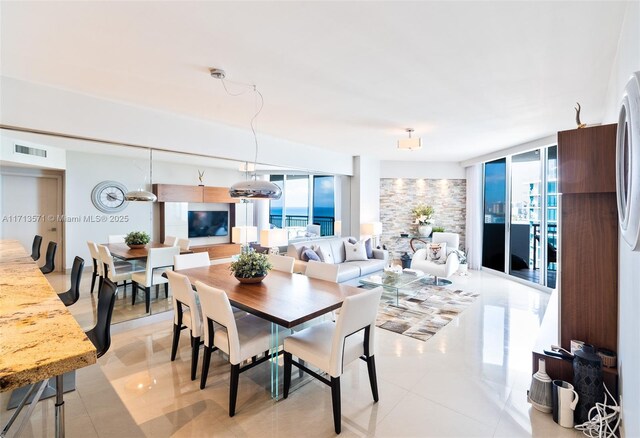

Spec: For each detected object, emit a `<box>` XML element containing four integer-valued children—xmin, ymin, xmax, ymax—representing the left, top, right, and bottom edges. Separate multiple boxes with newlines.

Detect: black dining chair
<box><xmin>85</xmin><ymin>278</ymin><xmax>117</xmax><ymax>358</ymax></box>
<box><xmin>57</xmin><ymin>256</ymin><xmax>84</xmax><ymax>307</ymax></box>
<box><xmin>39</xmin><ymin>241</ymin><xmax>57</xmax><ymax>274</ymax></box>
<box><xmin>31</xmin><ymin>235</ymin><xmax>42</xmax><ymax>261</ymax></box>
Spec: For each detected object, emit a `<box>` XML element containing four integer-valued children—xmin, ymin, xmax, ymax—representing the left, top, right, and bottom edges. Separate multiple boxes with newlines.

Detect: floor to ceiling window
<box><xmin>269</xmin><ymin>175</ymin><xmax>336</xmax><ymax>238</ymax></box>
<box><xmin>482</xmin><ymin>146</ymin><xmax>558</xmax><ymax>289</ymax></box>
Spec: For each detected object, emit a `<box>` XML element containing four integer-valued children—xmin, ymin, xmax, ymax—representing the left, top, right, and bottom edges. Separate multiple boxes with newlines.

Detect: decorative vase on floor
<box><xmin>573</xmin><ymin>344</ymin><xmax>604</xmax><ymax>424</ymax></box>
<box><xmin>418</xmin><ymin>225</ymin><xmax>432</xmax><ymax>237</ymax></box>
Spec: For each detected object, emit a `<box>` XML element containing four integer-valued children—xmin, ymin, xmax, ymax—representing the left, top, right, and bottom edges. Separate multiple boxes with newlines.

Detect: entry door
<box><xmin>1</xmin><ymin>173</ymin><xmax>62</xmax><ymax>270</ymax></box>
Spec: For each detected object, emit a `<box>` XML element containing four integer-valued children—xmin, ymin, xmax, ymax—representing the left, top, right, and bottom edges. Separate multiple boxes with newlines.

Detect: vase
<box><xmin>418</xmin><ymin>225</ymin><xmax>432</xmax><ymax>237</ymax></box>
<box><xmin>573</xmin><ymin>344</ymin><xmax>604</xmax><ymax>424</ymax></box>
<box><xmin>127</xmin><ymin>244</ymin><xmax>145</xmax><ymax>249</ymax></box>
<box><xmin>235</xmin><ymin>275</ymin><xmax>266</xmax><ymax>284</ymax></box>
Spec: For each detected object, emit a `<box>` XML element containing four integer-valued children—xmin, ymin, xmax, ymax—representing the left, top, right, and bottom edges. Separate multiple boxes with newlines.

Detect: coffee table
<box><xmin>359</xmin><ymin>271</ymin><xmax>426</xmax><ymax>306</ymax></box>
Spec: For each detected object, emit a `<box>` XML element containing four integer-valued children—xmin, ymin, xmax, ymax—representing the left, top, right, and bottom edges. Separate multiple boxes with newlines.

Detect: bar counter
<box><xmin>0</xmin><ymin>240</ymin><xmax>96</xmax><ymax>392</ymax></box>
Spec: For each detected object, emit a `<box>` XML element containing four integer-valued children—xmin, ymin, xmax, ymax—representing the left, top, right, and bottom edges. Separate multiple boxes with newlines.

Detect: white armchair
<box><xmin>410</xmin><ymin>232</ymin><xmax>460</xmax><ymax>285</ymax></box>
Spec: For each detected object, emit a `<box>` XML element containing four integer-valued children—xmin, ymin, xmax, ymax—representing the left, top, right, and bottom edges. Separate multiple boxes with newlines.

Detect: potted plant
<box><xmin>124</xmin><ymin>231</ymin><xmax>151</xmax><ymax>249</ymax></box>
<box><xmin>229</xmin><ymin>249</ymin><xmax>272</xmax><ymax>283</ymax></box>
<box><xmin>412</xmin><ymin>204</ymin><xmax>434</xmax><ymax>237</ymax></box>
<box><xmin>456</xmin><ymin>249</ymin><xmax>468</xmax><ymax>275</ymax></box>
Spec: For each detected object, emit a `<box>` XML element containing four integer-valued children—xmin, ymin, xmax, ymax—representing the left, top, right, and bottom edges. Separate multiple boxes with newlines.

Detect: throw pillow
<box><xmin>299</xmin><ymin>246</ymin><xmax>312</xmax><ymax>262</ymax></box>
<box><xmin>426</xmin><ymin>242</ymin><xmax>448</xmax><ymax>264</ymax></box>
<box><xmin>303</xmin><ymin>248</ymin><xmax>321</xmax><ymax>262</ymax></box>
<box><xmin>348</xmin><ymin>237</ymin><xmax>357</xmax><ymax>244</ymax></box>
<box><xmin>344</xmin><ymin>240</ymin><xmax>368</xmax><ymax>261</ymax></box>
<box><xmin>364</xmin><ymin>238</ymin><xmax>373</xmax><ymax>258</ymax></box>
<box><xmin>317</xmin><ymin>245</ymin><xmax>335</xmax><ymax>264</ymax></box>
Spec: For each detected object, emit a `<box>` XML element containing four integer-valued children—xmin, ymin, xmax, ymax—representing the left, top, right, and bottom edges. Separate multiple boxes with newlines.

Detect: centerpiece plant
<box><xmin>229</xmin><ymin>249</ymin><xmax>272</xmax><ymax>283</ymax></box>
<box><xmin>411</xmin><ymin>204</ymin><xmax>435</xmax><ymax>237</ymax></box>
<box><xmin>124</xmin><ymin>231</ymin><xmax>151</xmax><ymax>248</ymax></box>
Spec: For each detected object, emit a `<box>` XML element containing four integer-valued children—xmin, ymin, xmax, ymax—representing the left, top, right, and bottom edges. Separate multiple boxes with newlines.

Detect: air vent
<box><xmin>15</xmin><ymin>144</ymin><xmax>47</xmax><ymax>158</ymax></box>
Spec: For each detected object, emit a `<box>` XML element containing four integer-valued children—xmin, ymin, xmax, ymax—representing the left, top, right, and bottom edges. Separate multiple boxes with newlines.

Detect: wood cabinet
<box><xmin>558</xmin><ymin>124</ymin><xmax>619</xmax><ymax>352</ymax></box>
<box><xmin>153</xmin><ymin>184</ymin><xmax>240</xmax><ymax>203</ymax></box>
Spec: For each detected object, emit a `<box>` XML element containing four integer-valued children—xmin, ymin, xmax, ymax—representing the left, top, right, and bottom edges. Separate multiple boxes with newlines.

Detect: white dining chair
<box><xmin>196</xmin><ymin>281</ymin><xmax>285</xmax><ymax>416</ymax></box>
<box><xmin>305</xmin><ymin>260</ymin><xmax>339</xmax><ymax>282</ymax></box>
<box><xmin>131</xmin><ymin>246</ymin><xmax>180</xmax><ymax>313</ymax></box>
<box><xmin>166</xmin><ymin>271</ymin><xmax>203</xmax><ymax>381</ymax></box>
<box><xmin>283</xmin><ymin>287</ymin><xmax>383</xmax><ymax>434</ymax></box>
<box><xmin>107</xmin><ymin>234</ymin><xmax>126</xmax><ymax>244</ymax></box>
<box><xmin>164</xmin><ymin>235</ymin><xmax>178</xmax><ymax>246</ymax></box>
<box><xmin>174</xmin><ymin>252</ymin><xmax>210</xmax><ymax>270</ymax></box>
<box><xmin>87</xmin><ymin>241</ymin><xmax>103</xmax><ymax>294</ymax></box>
<box><xmin>97</xmin><ymin>245</ymin><xmax>141</xmax><ymax>297</ymax></box>
<box><xmin>177</xmin><ymin>238</ymin><xmax>190</xmax><ymax>251</ymax></box>
<box><xmin>267</xmin><ymin>254</ymin><xmax>295</xmax><ymax>273</ymax></box>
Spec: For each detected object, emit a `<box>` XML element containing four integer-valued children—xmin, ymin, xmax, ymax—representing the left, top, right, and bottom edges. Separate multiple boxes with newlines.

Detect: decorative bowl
<box><xmin>235</xmin><ymin>275</ymin><xmax>266</xmax><ymax>284</ymax></box>
<box><xmin>127</xmin><ymin>244</ymin><xmax>146</xmax><ymax>249</ymax></box>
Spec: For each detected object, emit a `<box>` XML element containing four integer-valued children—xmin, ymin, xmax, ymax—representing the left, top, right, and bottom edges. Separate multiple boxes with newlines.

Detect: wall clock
<box><xmin>91</xmin><ymin>180</ymin><xmax>129</xmax><ymax>213</ymax></box>
<box><xmin>616</xmin><ymin>71</ymin><xmax>640</xmax><ymax>251</ymax></box>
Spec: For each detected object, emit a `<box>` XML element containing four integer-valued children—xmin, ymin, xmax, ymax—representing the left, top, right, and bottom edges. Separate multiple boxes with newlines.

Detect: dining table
<box><xmin>0</xmin><ymin>240</ymin><xmax>97</xmax><ymax>437</ymax></box>
<box><xmin>102</xmin><ymin>242</ymin><xmax>190</xmax><ymax>261</ymax></box>
<box><xmin>172</xmin><ymin>263</ymin><xmax>364</xmax><ymax>398</ymax></box>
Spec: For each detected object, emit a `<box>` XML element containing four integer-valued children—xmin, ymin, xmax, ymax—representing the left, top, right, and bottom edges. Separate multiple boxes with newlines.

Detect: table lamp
<box><xmin>232</xmin><ymin>226</ymin><xmax>258</xmax><ymax>252</ymax></box>
<box><xmin>361</xmin><ymin>222</ymin><xmax>383</xmax><ymax>248</ymax></box>
<box><xmin>260</xmin><ymin>229</ymin><xmax>288</xmax><ymax>255</ymax></box>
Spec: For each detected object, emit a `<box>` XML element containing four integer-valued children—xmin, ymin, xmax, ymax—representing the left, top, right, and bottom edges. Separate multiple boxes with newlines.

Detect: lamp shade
<box><xmin>124</xmin><ymin>189</ymin><xmax>157</xmax><ymax>202</ymax></box>
<box><xmin>260</xmin><ymin>229</ymin><xmax>288</xmax><ymax>248</ymax></box>
<box><xmin>334</xmin><ymin>220</ymin><xmax>342</xmax><ymax>236</ymax></box>
<box><xmin>397</xmin><ymin>137</ymin><xmax>422</xmax><ymax>150</ymax></box>
<box><xmin>231</xmin><ymin>226</ymin><xmax>258</xmax><ymax>244</ymax></box>
<box><xmin>229</xmin><ymin>180</ymin><xmax>282</xmax><ymax>199</ymax></box>
<box><xmin>361</xmin><ymin>222</ymin><xmax>382</xmax><ymax>236</ymax></box>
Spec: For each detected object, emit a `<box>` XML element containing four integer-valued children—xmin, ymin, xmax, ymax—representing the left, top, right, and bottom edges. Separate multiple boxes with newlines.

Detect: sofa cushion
<box><xmin>316</xmin><ymin>245</ymin><xmax>335</xmax><ymax>264</ymax></box>
<box><xmin>426</xmin><ymin>242</ymin><xmax>447</xmax><ymax>263</ymax></box>
<box><xmin>329</xmin><ymin>239</ymin><xmax>346</xmax><ymax>264</ymax></box>
<box><xmin>336</xmin><ymin>263</ymin><xmax>362</xmax><ymax>283</ymax></box>
<box><xmin>303</xmin><ymin>248</ymin><xmax>321</xmax><ymax>262</ymax></box>
<box><xmin>344</xmin><ymin>259</ymin><xmax>386</xmax><ymax>276</ymax></box>
<box><xmin>364</xmin><ymin>238</ymin><xmax>373</xmax><ymax>258</ymax></box>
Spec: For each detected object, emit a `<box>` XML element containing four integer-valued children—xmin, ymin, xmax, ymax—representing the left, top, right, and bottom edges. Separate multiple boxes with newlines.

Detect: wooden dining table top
<box><xmin>173</xmin><ymin>263</ymin><xmax>364</xmax><ymax>328</ymax></box>
<box><xmin>102</xmin><ymin>242</ymin><xmax>190</xmax><ymax>260</ymax></box>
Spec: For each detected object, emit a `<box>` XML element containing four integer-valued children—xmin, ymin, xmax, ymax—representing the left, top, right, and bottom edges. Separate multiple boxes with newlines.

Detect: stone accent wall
<box><xmin>380</xmin><ymin>178</ymin><xmax>467</xmax><ymax>257</ymax></box>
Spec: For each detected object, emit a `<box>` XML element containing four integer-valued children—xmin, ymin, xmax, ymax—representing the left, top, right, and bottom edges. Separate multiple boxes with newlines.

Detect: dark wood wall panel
<box><xmin>560</xmin><ymin>193</ymin><xmax>619</xmax><ymax>351</ymax></box>
<box><xmin>557</xmin><ymin>124</ymin><xmax>617</xmax><ymax>194</ymax></box>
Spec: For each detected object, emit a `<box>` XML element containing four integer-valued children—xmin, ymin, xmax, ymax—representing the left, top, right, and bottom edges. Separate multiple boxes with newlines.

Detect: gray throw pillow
<box><xmin>348</xmin><ymin>237</ymin><xmax>357</xmax><ymax>244</ymax></box>
<box><xmin>364</xmin><ymin>238</ymin><xmax>373</xmax><ymax>258</ymax></box>
<box><xmin>303</xmin><ymin>248</ymin><xmax>321</xmax><ymax>262</ymax></box>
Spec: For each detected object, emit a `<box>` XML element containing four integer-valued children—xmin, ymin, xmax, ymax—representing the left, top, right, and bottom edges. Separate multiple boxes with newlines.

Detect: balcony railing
<box><xmin>269</xmin><ymin>214</ymin><xmax>335</xmax><ymax>236</ymax></box>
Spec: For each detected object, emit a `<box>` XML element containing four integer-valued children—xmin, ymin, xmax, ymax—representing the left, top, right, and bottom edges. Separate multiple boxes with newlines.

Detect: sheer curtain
<box><xmin>465</xmin><ymin>163</ymin><xmax>483</xmax><ymax>270</ymax></box>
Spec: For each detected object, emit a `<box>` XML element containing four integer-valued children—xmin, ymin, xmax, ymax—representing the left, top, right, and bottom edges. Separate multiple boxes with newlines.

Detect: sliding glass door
<box><xmin>482</xmin><ymin>146</ymin><xmax>558</xmax><ymax>289</ymax></box>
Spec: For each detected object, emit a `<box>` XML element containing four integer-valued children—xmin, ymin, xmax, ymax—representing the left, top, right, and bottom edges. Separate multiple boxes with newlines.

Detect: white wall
<box><xmin>350</xmin><ymin>156</ymin><xmax>380</xmax><ymax>239</ymax></box>
<box><xmin>380</xmin><ymin>160</ymin><xmax>466</xmax><ymax>179</ymax></box>
<box><xmin>602</xmin><ymin>3</ymin><xmax>640</xmax><ymax>437</ymax></box>
<box><xmin>1</xmin><ymin>77</ymin><xmax>353</xmax><ymax>176</ymax></box>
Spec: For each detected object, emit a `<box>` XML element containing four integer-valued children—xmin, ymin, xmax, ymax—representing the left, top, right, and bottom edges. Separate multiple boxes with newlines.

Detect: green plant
<box><xmin>229</xmin><ymin>250</ymin><xmax>272</xmax><ymax>278</ymax></box>
<box><xmin>411</xmin><ymin>204</ymin><xmax>434</xmax><ymax>225</ymax></box>
<box><xmin>124</xmin><ymin>231</ymin><xmax>150</xmax><ymax>245</ymax></box>
<box><xmin>432</xmin><ymin>226</ymin><xmax>446</xmax><ymax>233</ymax></box>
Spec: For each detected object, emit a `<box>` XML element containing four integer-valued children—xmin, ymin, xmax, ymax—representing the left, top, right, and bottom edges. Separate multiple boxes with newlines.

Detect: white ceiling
<box><xmin>0</xmin><ymin>1</ymin><xmax>628</xmax><ymax>162</ymax></box>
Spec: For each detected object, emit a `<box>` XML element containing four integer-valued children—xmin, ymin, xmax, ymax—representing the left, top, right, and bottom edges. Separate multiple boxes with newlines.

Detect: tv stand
<box><xmin>153</xmin><ymin>184</ymin><xmax>241</xmax><ymax>260</ymax></box>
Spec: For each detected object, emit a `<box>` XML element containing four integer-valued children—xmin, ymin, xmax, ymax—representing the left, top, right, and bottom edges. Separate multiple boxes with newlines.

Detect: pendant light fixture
<box><xmin>397</xmin><ymin>128</ymin><xmax>422</xmax><ymax>151</ymax></box>
<box><xmin>124</xmin><ymin>148</ymin><xmax>157</xmax><ymax>202</ymax></box>
<box><xmin>210</xmin><ymin>68</ymin><xmax>282</xmax><ymax>200</ymax></box>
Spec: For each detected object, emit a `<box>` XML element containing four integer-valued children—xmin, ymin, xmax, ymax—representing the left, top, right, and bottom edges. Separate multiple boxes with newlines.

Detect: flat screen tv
<box><xmin>188</xmin><ymin>211</ymin><xmax>228</xmax><ymax>238</ymax></box>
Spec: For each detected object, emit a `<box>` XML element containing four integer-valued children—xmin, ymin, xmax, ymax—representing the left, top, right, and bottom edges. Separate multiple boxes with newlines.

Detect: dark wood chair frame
<box><xmin>170</xmin><ymin>298</ymin><xmax>203</xmax><ymax>381</ymax></box>
<box><xmin>283</xmin><ymin>325</ymin><xmax>379</xmax><ymax>434</ymax></box>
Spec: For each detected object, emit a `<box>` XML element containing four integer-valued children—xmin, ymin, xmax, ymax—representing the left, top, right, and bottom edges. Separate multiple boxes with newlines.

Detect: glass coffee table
<box><xmin>359</xmin><ymin>271</ymin><xmax>426</xmax><ymax>306</ymax></box>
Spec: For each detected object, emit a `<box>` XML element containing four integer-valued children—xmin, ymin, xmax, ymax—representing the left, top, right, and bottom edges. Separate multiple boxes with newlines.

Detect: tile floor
<box><xmin>1</xmin><ymin>269</ymin><xmax>583</xmax><ymax>437</ymax></box>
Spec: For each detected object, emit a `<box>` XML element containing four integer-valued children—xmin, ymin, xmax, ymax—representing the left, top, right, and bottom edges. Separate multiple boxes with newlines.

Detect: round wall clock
<box><xmin>616</xmin><ymin>71</ymin><xmax>640</xmax><ymax>251</ymax></box>
<box><xmin>91</xmin><ymin>180</ymin><xmax>129</xmax><ymax>213</ymax></box>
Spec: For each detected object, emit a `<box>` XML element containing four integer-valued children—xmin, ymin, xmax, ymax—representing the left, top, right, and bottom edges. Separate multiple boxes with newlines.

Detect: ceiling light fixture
<box><xmin>124</xmin><ymin>148</ymin><xmax>157</xmax><ymax>202</ymax></box>
<box><xmin>397</xmin><ymin>128</ymin><xmax>422</xmax><ymax>151</ymax></box>
<box><xmin>210</xmin><ymin>67</ymin><xmax>282</xmax><ymax>200</ymax></box>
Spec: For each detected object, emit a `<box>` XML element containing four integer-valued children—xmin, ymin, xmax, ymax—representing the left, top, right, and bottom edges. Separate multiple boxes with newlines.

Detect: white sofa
<box><xmin>410</xmin><ymin>232</ymin><xmax>460</xmax><ymax>285</ymax></box>
<box><xmin>287</xmin><ymin>237</ymin><xmax>388</xmax><ymax>282</ymax></box>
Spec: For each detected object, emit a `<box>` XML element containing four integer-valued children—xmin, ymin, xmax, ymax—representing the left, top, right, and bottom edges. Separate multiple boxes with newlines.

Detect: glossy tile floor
<box><xmin>1</xmin><ymin>269</ymin><xmax>583</xmax><ymax>437</ymax></box>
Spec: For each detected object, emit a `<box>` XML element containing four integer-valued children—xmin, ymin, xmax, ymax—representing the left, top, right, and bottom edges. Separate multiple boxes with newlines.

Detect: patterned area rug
<box><xmin>375</xmin><ymin>284</ymin><xmax>479</xmax><ymax>342</ymax></box>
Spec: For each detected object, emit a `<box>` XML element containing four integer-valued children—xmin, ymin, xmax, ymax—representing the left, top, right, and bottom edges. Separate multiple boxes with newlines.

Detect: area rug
<box><xmin>374</xmin><ymin>284</ymin><xmax>479</xmax><ymax>342</ymax></box>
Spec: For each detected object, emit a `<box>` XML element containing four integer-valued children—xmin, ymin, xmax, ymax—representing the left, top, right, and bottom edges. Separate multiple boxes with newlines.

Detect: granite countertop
<box><xmin>0</xmin><ymin>240</ymin><xmax>97</xmax><ymax>392</ymax></box>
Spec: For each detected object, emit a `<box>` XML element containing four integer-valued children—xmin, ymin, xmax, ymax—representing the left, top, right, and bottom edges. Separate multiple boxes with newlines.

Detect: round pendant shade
<box><xmin>229</xmin><ymin>180</ymin><xmax>282</xmax><ymax>199</ymax></box>
<box><xmin>124</xmin><ymin>189</ymin><xmax>157</xmax><ymax>202</ymax></box>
